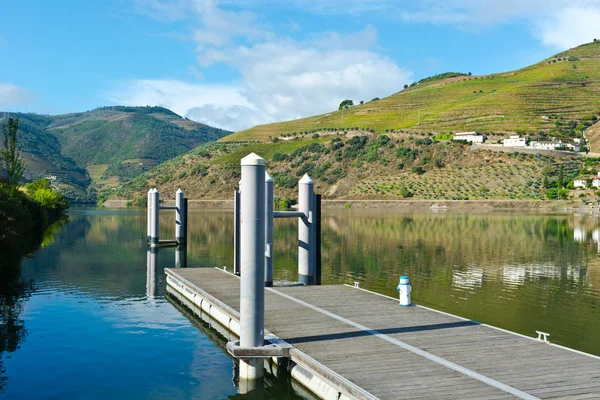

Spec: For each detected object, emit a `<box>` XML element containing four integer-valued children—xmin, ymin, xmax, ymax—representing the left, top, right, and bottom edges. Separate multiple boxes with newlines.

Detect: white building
<box><xmin>530</xmin><ymin>141</ymin><xmax>564</xmax><ymax>150</ymax></box>
<box><xmin>503</xmin><ymin>135</ymin><xmax>527</xmax><ymax>147</ymax></box>
<box><xmin>564</xmin><ymin>143</ymin><xmax>581</xmax><ymax>152</ymax></box>
<box><xmin>593</xmin><ymin>173</ymin><xmax>600</xmax><ymax>188</ymax></box>
<box><xmin>574</xmin><ymin>178</ymin><xmax>588</xmax><ymax>189</ymax></box>
<box><xmin>452</xmin><ymin>131</ymin><xmax>486</xmax><ymax>143</ymax></box>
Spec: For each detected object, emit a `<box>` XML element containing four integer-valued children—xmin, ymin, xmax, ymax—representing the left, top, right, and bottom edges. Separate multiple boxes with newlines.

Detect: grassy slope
<box><xmin>223</xmin><ymin>42</ymin><xmax>600</xmax><ymax>142</ymax></box>
<box><xmin>115</xmin><ymin>134</ymin><xmax>582</xmax><ymax>202</ymax></box>
<box><xmin>1</xmin><ymin>106</ymin><xmax>231</xmax><ymax>201</ymax></box>
<box><xmin>113</xmin><ymin>42</ymin><xmax>600</xmax><ymax>203</ymax></box>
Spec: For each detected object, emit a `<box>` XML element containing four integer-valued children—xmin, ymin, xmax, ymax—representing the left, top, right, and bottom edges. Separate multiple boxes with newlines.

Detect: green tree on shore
<box><xmin>1</xmin><ymin>117</ymin><xmax>25</xmax><ymax>186</ymax></box>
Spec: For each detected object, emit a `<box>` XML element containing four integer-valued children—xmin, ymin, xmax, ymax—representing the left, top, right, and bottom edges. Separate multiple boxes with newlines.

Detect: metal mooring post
<box><xmin>147</xmin><ymin>188</ymin><xmax>152</xmax><ymax>242</ymax></box>
<box><xmin>298</xmin><ymin>174</ymin><xmax>315</xmax><ymax>285</ymax></box>
<box><xmin>150</xmin><ymin>188</ymin><xmax>160</xmax><ymax>246</ymax></box>
<box><xmin>315</xmin><ymin>194</ymin><xmax>322</xmax><ymax>285</ymax></box>
<box><xmin>265</xmin><ymin>172</ymin><xmax>274</xmax><ymax>287</ymax></box>
<box><xmin>175</xmin><ymin>188</ymin><xmax>186</xmax><ymax>244</ymax></box>
<box><xmin>184</xmin><ymin>198</ymin><xmax>188</xmax><ymax>241</ymax></box>
<box><xmin>239</xmin><ymin>153</ymin><xmax>266</xmax><ymax>381</ymax></box>
<box><xmin>233</xmin><ymin>189</ymin><xmax>241</xmax><ymax>275</ymax></box>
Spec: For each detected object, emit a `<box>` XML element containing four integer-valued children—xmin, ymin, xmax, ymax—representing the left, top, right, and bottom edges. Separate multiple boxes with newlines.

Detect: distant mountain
<box><xmin>1</xmin><ymin>106</ymin><xmax>230</xmax><ymax>201</ymax></box>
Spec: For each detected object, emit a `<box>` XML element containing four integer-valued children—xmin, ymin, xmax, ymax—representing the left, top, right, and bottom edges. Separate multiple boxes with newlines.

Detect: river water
<box><xmin>1</xmin><ymin>207</ymin><xmax>599</xmax><ymax>399</ymax></box>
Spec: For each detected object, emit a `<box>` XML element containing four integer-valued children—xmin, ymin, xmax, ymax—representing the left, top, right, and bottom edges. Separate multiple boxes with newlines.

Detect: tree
<box><xmin>557</xmin><ymin>166</ymin><xmax>564</xmax><ymax>188</ymax></box>
<box><xmin>338</xmin><ymin>99</ymin><xmax>354</xmax><ymax>110</ymax></box>
<box><xmin>1</xmin><ymin>117</ymin><xmax>25</xmax><ymax>187</ymax></box>
<box><xmin>359</xmin><ymin>100</ymin><xmax>364</xmax><ymax>105</ymax></box>
<box><xmin>468</xmin><ymin>72</ymin><xmax>472</xmax><ymax>76</ymax></box>
<box><xmin>403</xmin><ymin>84</ymin><xmax>409</xmax><ymax>89</ymax></box>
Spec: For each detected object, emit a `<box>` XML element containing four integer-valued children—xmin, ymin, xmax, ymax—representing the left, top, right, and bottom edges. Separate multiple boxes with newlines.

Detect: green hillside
<box><xmin>1</xmin><ymin>106</ymin><xmax>230</xmax><ymax>201</ymax></box>
<box><xmin>113</xmin><ymin>42</ymin><xmax>600</xmax><ymax>204</ymax></box>
<box><xmin>223</xmin><ymin>41</ymin><xmax>600</xmax><ymax>142</ymax></box>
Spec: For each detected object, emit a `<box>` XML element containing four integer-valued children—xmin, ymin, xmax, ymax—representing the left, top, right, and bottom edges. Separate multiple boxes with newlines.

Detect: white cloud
<box><xmin>186</xmin><ymin>104</ymin><xmax>270</xmax><ymax>131</ymax></box>
<box><xmin>104</xmin><ymin>79</ymin><xmax>252</xmax><ymax>117</ymax></box>
<box><xmin>115</xmin><ymin>1</ymin><xmax>413</xmax><ymax>131</ymax></box>
<box><xmin>535</xmin><ymin>7</ymin><xmax>600</xmax><ymax>49</ymax></box>
<box><xmin>0</xmin><ymin>83</ymin><xmax>34</xmax><ymax>106</ymax></box>
<box><xmin>280</xmin><ymin>0</ymin><xmax>600</xmax><ymax>49</ymax></box>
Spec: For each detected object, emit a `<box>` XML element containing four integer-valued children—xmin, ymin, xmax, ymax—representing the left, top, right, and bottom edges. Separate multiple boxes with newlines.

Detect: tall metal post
<box><xmin>176</xmin><ymin>188</ymin><xmax>186</xmax><ymax>244</ymax></box>
<box><xmin>150</xmin><ymin>189</ymin><xmax>160</xmax><ymax>246</ymax></box>
<box><xmin>184</xmin><ymin>198</ymin><xmax>188</xmax><ymax>243</ymax></box>
<box><xmin>298</xmin><ymin>174</ymin><xmax>315</xmax><ymax>285</ymax></box>
<box><xmin>265</xmin><ymin>172</ymin><xmax>274</xmax><ymax>287</ymax></box>
<box><xmin>147</xmin><ymin>189</ymin><xmax>152</xmax><ymax>242</ymax></box>
<box><xmin>315</xmin><ymin>194</ymin><xmax>322</xmax><ymax>285</ymax></box>
<box><xmin>234</xmin><ymin>189</ymin><xmax>241</xmax><ymax>275</ymax></box>
<box><xmin>239</xmin><ymin>153</ymin><xmax>266</xmax><ymax>381</ymax></box>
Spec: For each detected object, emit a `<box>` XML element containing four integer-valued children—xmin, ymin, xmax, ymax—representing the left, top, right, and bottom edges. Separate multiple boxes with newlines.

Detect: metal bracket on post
<box><xmin>226</xmin><ymin>336</ymin><xmax>291</xmax><ymax>358</ymax></box>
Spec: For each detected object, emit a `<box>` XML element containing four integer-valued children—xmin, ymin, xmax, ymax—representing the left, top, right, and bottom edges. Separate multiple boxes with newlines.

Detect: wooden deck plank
<box><xmin>167</xmin><ymin>268</ymin><xmax>600</xmax><ymax>400</ymax></box>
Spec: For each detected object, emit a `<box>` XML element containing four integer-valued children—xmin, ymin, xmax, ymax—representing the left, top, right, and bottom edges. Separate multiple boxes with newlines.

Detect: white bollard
<box><xmin>397</xmin><ymin>275</ymin><xmax>412</xmax><ymax>306</ymax></box>
<box><xmin>239</xmin><ymin>153</ymin><xmax>266</xmax><ymax>381</ymax></box>
<box><xmin>298</xmin><ymin>174</ymin><xmax>315</xmax><ymax>285</ymax></box>
<box><xmin>176</xmin><ymin>188</ymin><xmax>186</xmax><ymax>244</ymax></box>
<box><xmin>265</xmin><ymin>172</ymin><xmax>274</xmax><ymax>287</ymax></box>
<box><xmin>150</xmin><ymin>188</ymin><xmax>160</xmax><ymax>246</ymax></box>
<box><xmin>147</xmin><ymin>188</ymin><xmax>152</xmax><ymax>242</ymax></box>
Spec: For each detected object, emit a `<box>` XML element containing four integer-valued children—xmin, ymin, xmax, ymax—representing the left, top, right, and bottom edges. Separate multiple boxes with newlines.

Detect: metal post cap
<box><xmin>399</xmin><ymin>275</ymin><xmax>410</xmax><ymax>284</ymax></box>
<box><xmin>241</xmin><ymin>152</ymin><xmax>265</xmax><ymax>166</ymax></box>
<box><xmin>299</xmin><ymin>174</ymin><xmax>314</xmax><ymax>185</ymax></box>
<box><xmin>265</xmin><ymin>171</ymin><xmax>274</xmax><ymax>182</ymax></box>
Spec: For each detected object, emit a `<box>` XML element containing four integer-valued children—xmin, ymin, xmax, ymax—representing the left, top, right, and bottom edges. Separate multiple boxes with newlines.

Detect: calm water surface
<box><xmin>1</xmin><ymin>207</ymin><xmax>600</xmax><ymax>399</ymax></box>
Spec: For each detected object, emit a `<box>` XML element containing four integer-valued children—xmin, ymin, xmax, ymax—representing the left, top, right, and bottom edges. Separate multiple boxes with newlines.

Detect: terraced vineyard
<box><xmin>223</xmin><ymin>42</ymin><xmax>600</xmax><ymax>142</ymax></box>
<box><xmin>112</xmin><ymin>41</ymin><xmax>600</xmax><ymax>204</ymax></box>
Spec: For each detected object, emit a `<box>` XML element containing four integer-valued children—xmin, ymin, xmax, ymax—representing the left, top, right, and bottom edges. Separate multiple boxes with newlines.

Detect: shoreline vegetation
<box><xmin>102</xmin><ymin>198</ymin><xmax>581</xmax><ymax>211</ymax></box>
<box><xmin>1</xmin><ymin>117</ymin><xmax>70</xmax><ymax>392</ymax></box>
<box><xmin>1</xmin><ymin>117</ymin><xmax>70</xmax><ymax>271</ymax></box>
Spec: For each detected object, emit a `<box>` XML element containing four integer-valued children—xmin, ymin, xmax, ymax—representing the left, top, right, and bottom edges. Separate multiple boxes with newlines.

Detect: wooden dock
<box><xmin>166</xmin><ymin>268</ymin><xmax>600</xmax><ymax>400</ymax></box>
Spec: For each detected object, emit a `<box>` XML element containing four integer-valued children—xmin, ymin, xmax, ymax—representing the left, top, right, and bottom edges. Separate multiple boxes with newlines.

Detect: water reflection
<box><xmin>3</xmin><ymin>207</ymin><xmax>600</xmax><ymax>398</ymax></box>
<box><xmin>0</xmin><ymin>218</ymin><xmax>66</xmax><ymax>393</ymax></box>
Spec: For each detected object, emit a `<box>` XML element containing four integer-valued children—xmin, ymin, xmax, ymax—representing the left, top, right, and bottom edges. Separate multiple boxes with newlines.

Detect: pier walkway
<box><xmin>166</xmin><ymin>268</ymin><xmax>600</xmax><ymax>400</ymax></box>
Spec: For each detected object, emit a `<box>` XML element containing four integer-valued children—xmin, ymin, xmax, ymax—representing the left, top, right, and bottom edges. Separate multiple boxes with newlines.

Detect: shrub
<box><xmin>272</xmin><ymin>153</ymin><xmax>288</xmax><ymax>162</ymax></box>
<box><xmin>415</xmin><ymin>138</ymin><xmax>432</xmax><ymax>146</ymax></box>
<box><xmin>411</xmin><ymin>166</ymin><xmax>425</xmax><ymax>175</ymax></box>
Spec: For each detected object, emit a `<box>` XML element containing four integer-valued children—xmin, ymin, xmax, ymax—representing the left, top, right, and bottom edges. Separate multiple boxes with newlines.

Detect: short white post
<box><xmin>150</xmin><ymin>188</ymin><xmax>160</xmax><ymax>246</ymax></box>
<box><xmin>176</xmin><ymin>188</ymin><xmax>186</xmax><ymax>244</ymax></box>
<box><xmin>397</xmin><ymin>275</ymin><xmax>412</xmax><ymax>306</ymax></box>
<box><xmin>265</xmin><ymin>172</ymin><xmax>274</xmax><ymax>287</ymax></box>
<box><xmin>298</xmin><ymin>174</ymin><xmax>315</xmax><ymax>285</ymax></box>
<box><xmin>147</xmin><ymin>188</ymin><xmax>152</xmax><ymax>242</ymax></box>
<box><xmin>239</xmin><ymin>153</ymin><xmax>266</xmax><ymax>381</ymax></box>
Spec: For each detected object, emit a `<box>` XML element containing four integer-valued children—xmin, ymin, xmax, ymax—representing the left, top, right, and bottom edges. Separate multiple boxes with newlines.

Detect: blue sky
<box><xmin>1</xmin><ymin>0</ymin><xmax>600</xmax><ymax>131</ymax></box>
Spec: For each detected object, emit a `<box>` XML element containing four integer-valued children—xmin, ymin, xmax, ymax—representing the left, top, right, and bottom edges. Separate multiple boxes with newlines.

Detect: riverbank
<box><xmin>102</xmin><ymin>198</ymin><xmax>583</xmax><ymax>211</ymax></box>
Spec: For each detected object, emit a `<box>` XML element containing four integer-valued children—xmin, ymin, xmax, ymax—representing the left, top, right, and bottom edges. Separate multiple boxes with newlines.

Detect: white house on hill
<box><xmin>452</xmin><ymin>132</ymin><xmax>486</xmax><ymax>143</ymax></box>
<box><xmin>574</xmin><ymin>173</ymin><xmax>600</xmax><ymax>189</ymax></box>
<box><xmin>503</xmin><ymin>135</ymin><xmax>527</xmax><ymax>147</ymax></box>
